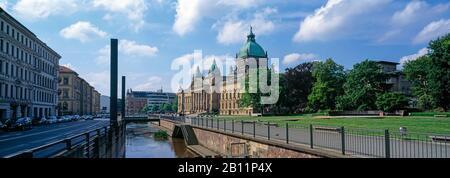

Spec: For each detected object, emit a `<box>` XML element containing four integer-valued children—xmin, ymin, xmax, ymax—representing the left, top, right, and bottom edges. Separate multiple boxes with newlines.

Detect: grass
<box><xmin>216</xmin><ymin>115</ymin><xmax>450</xmax><ymax>135</ymax></box>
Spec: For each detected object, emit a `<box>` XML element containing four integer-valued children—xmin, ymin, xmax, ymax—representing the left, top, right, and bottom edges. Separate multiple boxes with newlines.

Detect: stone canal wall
<box><xmin>192</xmin><ymin>127</ymin><xmax>319</xmax><ymax>158</ymax></box>
<box><xmin>158</xmin><ymin>119</ymin><xmax>348</xmax><ymax>158</ymax></box>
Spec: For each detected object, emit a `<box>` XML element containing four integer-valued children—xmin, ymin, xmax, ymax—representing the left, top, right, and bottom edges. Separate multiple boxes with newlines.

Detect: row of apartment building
<box><xmin>0</xmin><ymin>7</ymin><xmax>100</xmax><ymax>120</ymax></box>
<box><xmin>58</xmin><ymin>66</ymin><xmax>100</xmax><ymax>116</ymax></box>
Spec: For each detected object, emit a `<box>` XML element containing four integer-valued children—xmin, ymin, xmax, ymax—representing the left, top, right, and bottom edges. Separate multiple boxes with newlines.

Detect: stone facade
<box><xmin>158</xmin><ymin>119</ymin><xmax>320</xmax><ymax>158</ymax></box>
<box><xmin>58</xmin><ymin>66</ymin><xmax>100</xmax><ymax>116</ymax></box>
<box><xmin>0</xmin><ymin>8</ymin><xmax>60</xmax><ymax>120</ymax></box>
<box><xmin>177</xmin><ymin>28</ymin><xmax>268</xmax><ymax>116</ymax></box>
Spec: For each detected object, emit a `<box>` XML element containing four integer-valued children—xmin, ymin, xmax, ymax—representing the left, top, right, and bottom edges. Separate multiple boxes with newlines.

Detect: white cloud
<box><xmin>399</xmin><ymin>48</ymin><xmax>428</xmax><ymax>66</ymax></box>
<box><xmin>92</xmin><ymin>0</ymin><xmax>148</xmax><ymax>31</ymax></box>
<box><xmin>0</xmin><ymin>0</ymin><xmax>8</xmax><ymax>10</ymax></box>
<box><xmin>60</xmin><ymin>21</ymin><xmax>108</xmax><ymax>43</ymax></box>
<box><xmin>120</xmin><ymin>40</ymin><xmax>158</xmax><ymax>57</ymax></box>
<box><xmin>134</xmin><ymin>76</ymin><xmax>164</xmax><ymax>91</ymax></box>
<box><xmin>392</xmin><ymin>1</ymin><xmax>428</xmax><ymax>26</ymax></box>
<box><xmin>12</xmin><ymin>0</ymin><xmax>78</xmax><ymax>19</ymax></box>
<box><xmin>172</xmin><ymin>0</ymin><xmax>261</xmax><ymax>36</ymax></box>
<box><xmin>413</xmin><ymin>19</ymin><xmax>450</xmax><ymax>44</ymax></box>
<box><xmin>283</xmin><ymin>53</ymin><xmax>317</xmax><ymax>65</ymax></box>
<box><xmin>217</xmin><ymin>0</ymin><xmax>258</xmax><ymax>8</ymax></box>
<box><xmin>216</xmin><ymin>7</ymin><xmax>277</xmax><ymax>44</ymax></box>
<box><xmin>173</xmin><ymin>0</ymin><xmax>202</xmax><ymax>36</ymax></box>
<box><xmin>293</xmin><ymin>0</ymin><xmax>390</xmax><ymax>42</ymax></box>
<box><xmin>81</xmin><ymin>71</ymin><xmax>110</xmax><ymax>96</ymax></box>
<box><xmin>379</xmin><ymin>1</ymin><xmax>450</xmax><ymax>43</ymax></box>
<box><xmin>96</xmin><ymin>40</ymin><xmax>158</xmax><ymax>65</ymax></box>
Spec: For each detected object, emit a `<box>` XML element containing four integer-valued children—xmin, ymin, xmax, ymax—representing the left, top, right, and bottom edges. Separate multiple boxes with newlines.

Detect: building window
<box><xmin>63</xmin><ymin>77</ymin><xmax>69</xmax><ymax>85</ymax></box>
<box><xmin>63</xmin><ymin>89</ymin><xmax>69</xmax><ymax>98</ymax></box>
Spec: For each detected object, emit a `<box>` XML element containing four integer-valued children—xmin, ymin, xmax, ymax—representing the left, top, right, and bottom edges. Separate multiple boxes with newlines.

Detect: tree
<box><xmin>376</xmin><ymin>92</ymin><xmax>409</xmax><ymax>112</ymax></box>
<box><xmin>281</xmin><ymin>62</ymin><xmax>315</xmax><ymax>113</ymax></box>
<box><xmin>150</xmin><ymin>105</ymin><xmax>159</xmax><ymax>113</ymax></box>
<box><xmin>239</xmin><ymin>67</ymin><xmax>273</xmax><ymax>114</ymax></box>
<box><xmin>404</xmin><ymin>55</ymin><xmax>435</xmax><ymax>110</ymax></box>
<box><xmin>308</xmin><ymin>59</ymin><xmax>346</xmax><ymax>111</ymax></box>
<box><xmin>172</xmin><ymin>99</ymin><xmax>178</xmax><ymax>113</ymax></box>
<box><xmin>427</xmin><ymin>33</ymin><xmax>450</xmax><ymax>111</ymax></box>
<box><xmin>238</xmin><ymin>68</ymin><xmax>281</xmax><ymax>114</ymax></box>
<box><xmin>162</xmin><ymin>103</ymin><xmax>172</xmax><ymax>112</ymax></box>
<box><xmin>337</xmin><ymin>60</ymin><xmax>390</xmax><ymax>111</ymax></box>
<box><xmin>141</xmin><ymin>105</ymin><xmax>150</xmax><ymax>113</ymax></box>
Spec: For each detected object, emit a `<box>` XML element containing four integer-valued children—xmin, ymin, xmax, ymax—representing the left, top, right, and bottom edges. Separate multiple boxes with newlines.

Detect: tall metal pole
<box><xmin>110</xmin><ymin>39</ymin><xmax>118</xmax><ymax>126</ymax></box>
<box><xmin>121</xmin><ymin>76</ymin><xmax>126</xmax><ymax>118</ymax></box>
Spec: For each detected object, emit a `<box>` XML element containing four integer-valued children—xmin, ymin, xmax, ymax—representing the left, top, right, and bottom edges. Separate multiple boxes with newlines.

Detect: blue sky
<box><xmin>0</xmin><ymin>0</ymin><xmax>449</xmax><ymax>96</ymax></box>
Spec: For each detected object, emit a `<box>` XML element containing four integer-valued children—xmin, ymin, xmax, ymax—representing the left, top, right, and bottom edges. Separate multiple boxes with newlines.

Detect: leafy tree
<box><xmin>172</xmin><ymin>99</ymin><xmax>178</xmax><ymax>113</ymax></box>
<box><xmin>376</xmin><ymin>92</ymin><xmax>409</xmax><ymax>112</ymax></box>
<box><xmin>141</xmin><ymin>105</ymin><xmax>150</xmax><ymax>113</ymax></box>
<box><xmin>162</xmin><ymin>103</ymin><xmax>172</xmax><ymax>112</ymax></box>
<box><xmin>150</xmin><ymin>105</ymin><xmax>159</xmax><ymax>112</ymax></box>
<box><xmin>337</xmin><ymin>60</ymin><xmax>390</xmax><ymax>111</ymax></box>
<box><xmin>404</xmin><ymin>55</ymin><xmax>435</xmax><ymax>110</ymax></box>
<box><xmin>308</xmin><ymin>59</ymin><xmax>346</xmax><ymax>111</ymax></box>
<box><xmin>239</xmin><ymin>64</ymin><xmax>285</xmax><ymax>114</ymax></box>
<box><xmin>427</xmin><ymin>33</ymin><xmax>450</xmax><ymax>111</ymax></box>
<box><xmin>281</xmin><ymin>62</ymin><xmax>315</xmax><ymax>113</ymax></box>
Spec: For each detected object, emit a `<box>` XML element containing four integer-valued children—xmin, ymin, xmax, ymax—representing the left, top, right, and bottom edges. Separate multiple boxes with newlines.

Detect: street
<box><xmin>0</xmin><ymin>120</ymin><xmax>109</xmax><ymax>157</ymax></box>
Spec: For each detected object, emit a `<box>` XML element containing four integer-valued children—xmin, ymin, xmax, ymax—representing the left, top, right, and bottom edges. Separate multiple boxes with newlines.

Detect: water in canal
<box><xmin>125</xmin><ymin>122</ymin><xmax>197</xmax><ymax>158</ymax></box>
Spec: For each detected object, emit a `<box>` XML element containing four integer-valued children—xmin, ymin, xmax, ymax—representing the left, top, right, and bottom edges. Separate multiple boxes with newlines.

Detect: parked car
<box><xmin>32</xmin><ymin>117</ymin><xmax>47</xmax><ymax>125</ymax></box>
<box><xmin>85</xmin><ymin>115</ymin><xmax>94</xmax><ymax>120</ymax></box>
<box><xmin>6</xmin><ymin>118</ymin><xmax>32</xmax><ymax>131</ymax></box>
<box><xmin>0</xmin><ymin>121</ymin><xmax>6</xmax><ymax>130</ymax></box>
<box><xmin>46</xmin><ymin>117</ymin><xmax>58</xmax><ymax>124</ymax></box>
<box><xmin>73</xmin><ymin>115</ymin><xmax>81</xmax><ymax>121</ymax></box>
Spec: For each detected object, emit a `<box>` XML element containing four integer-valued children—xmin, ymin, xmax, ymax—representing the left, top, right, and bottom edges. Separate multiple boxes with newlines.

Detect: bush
<box><xmin>376</xmin><ymin>92</ymin><xmax>409</xmax><ymax>112</ymax></box>
<box><xmin>154</xmin><ymin>130</ymin><xmax>168</xmax><ymax>140</ymax></box>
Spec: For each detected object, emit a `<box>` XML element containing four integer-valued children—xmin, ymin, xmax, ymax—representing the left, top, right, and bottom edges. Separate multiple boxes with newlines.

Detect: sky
<box><xmin>0</xmin><ymin>0</ymin><xmax>449</xmax><ymax>96</ymax></box>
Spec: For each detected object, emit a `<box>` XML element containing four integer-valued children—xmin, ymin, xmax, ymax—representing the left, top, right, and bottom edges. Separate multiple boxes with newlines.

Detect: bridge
<box><xmin>123</xmin><ymin>115</ymin><xmax>161</xmax><ymax>124</ymax></box>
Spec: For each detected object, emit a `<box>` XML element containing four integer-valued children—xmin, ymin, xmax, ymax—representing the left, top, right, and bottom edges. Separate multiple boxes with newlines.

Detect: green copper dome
<box><xmin>237</xmin><ymin>27</ymin><xmax>267</xmax><ymax>59</ymax></box>
<box><xmin>208</xmin><ymin>59</ymin><xmax>219</xmax><ymax>74</ymax></box>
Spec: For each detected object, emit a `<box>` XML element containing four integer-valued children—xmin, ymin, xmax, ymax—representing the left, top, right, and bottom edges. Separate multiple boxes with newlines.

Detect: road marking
<box><xmin>0</xmin><ymin>121</ymin><xmax>107</xmax><ymax>143</ymax></box>
<box><xmin>0</xmin><ymin>122</ymin><xmax>108</xmax><ymax>156</ymax></box>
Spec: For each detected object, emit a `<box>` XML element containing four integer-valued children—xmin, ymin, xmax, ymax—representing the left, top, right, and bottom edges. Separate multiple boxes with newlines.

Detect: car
<box><xmin>73</xmin><ymin>115</ymin><xmax>81</xmax><ymax>121</ymax></box>
<box><xmin>85</xmin><ymin>115</ymin><xmax>94</xmax><ymax>120</ymax></box>
<box><xmin>0</xmin><ymin>121</ymin><xmax>6</xmax><ymax>130</ymax></box>
<box><xmin>46</xmin><ymin>117</ymin><xmax>58</xmax><ymax>124</ymax></box>
<box><xmin>6</xmin><ymin>118</ymin><xmax>32</xmax><ymax>131</ymax></box>
<box><xmin>32</xmin><ymin>117</ymin><xmax>47</xmax><ymax>125</ymax></box>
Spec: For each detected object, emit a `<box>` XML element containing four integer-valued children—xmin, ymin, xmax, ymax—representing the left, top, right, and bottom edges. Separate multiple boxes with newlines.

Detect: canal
<box><xmin>125</xmin><ymin>122</ymin><xmax>198</xmax><ymax>158</ymax></box>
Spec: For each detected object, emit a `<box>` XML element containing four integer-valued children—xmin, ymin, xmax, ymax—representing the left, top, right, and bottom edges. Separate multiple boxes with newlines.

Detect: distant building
<box><xmin>92</xmin><ymin>90</ymin><xmax>100</xmax><ymax>115</ymax></box>
<box><xmin>100</xmin><ymin>95</ymin><xmax>110</xmax><ymax>114</ymax></box>
<box><xmin>57</xmin><ymin>66</ymin><xmax>100</xmax><ymax>116</ymax></box>
<box><xmin>376</xmin><ymin>61</ymin><xmax>412</xmax><ymax>96</ymax></box>
<box><xmin>0</xmin><ymin>8</ymin><xmax>61</xmax><ymax>120</ymax></box>
<box><xmin>177</xmin><ymin>27</ymin><xmax>268</xmax><ymax>116</ymax></box>
<box><xmin>126</xmin><ymin>89</ymin><xmax>176</xmax><ymax>115</ymax></box>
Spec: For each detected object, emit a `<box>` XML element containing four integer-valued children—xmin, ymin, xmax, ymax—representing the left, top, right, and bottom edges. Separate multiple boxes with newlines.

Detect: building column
<box><xmin>23</xmin><ymin>106</ymin><xmax>28</xmax><ymax>117</ymax></box>
<box><xmin>16</xmin><ymin>106</ymin><xmax>22</xmax><ymax>118</ymax></box>
<box><xmin>5</xmin><ymin>108</ymin><xmax>12</xmax><ymax>120</ymax></box>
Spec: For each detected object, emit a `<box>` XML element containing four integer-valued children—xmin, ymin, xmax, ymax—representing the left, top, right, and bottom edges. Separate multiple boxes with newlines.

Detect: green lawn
<box><xmin>216</xmin><ymin>115</ymin><xmax>450</xmax><ymax>135</ymax></box>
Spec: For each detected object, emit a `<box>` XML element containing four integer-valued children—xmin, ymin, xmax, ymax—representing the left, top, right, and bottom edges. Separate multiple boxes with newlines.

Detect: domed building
<box><xmin>177</xmin><ymin>27</ymin><xmax>269</xmax><ymax>116</ymax></box>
